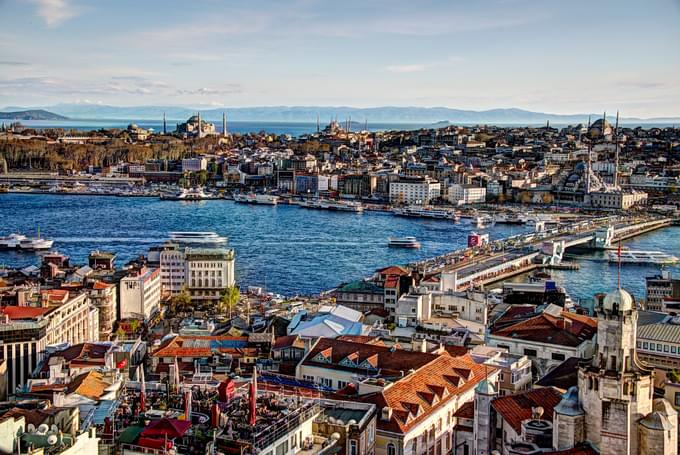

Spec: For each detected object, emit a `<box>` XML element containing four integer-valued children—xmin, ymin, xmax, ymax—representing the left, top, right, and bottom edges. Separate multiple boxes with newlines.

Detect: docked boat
<box><xmin>169</xmin><ymin>232</ymin><xmax>228</xmax><ymax>245</ymax></box>
<box><xmin>388</xmin><ymin>237</ymin><xmax>421</xmax><ymax>248</ymax></box>
<box><xmin>394</xmin><ymin>206</ymin><xmax>459</xmax><ymax>221</ymax></box>
<box><xmin>474</xmin><ymin>215</ymin><xmax>494</xmax><ymax>228</ymax></box>
<box><xmin>607</xmin><ymin>250</ymin><xmax>679</xmax><ymax>265</ymax></box>
<box><xmin>234</xmin><ymin>193</ymin><xmax>279</xmax><ymax>205</ymax></box>
<box><xmin>0</xmin><ymin>232</ymin><xmax>54</xmax><ymax>250</ymax></box>
<box><xmin>299</xmin><ymin>199</ymin><xmax>363</xmax><ymax>213</ymax></box>
<box><xmin>493</xmin><ymin>213</ymin><xmax>524</xmax><ymax>224</ymax></box>
<box><xmin>161</xmin><ymin>187</ymin><xmax>214</xmax><ymax>201</ymax></box>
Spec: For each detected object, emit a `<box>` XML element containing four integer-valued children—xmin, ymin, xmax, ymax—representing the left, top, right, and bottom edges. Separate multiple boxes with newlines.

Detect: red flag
<box><xmin>184</xmin><ymin>389</ymin><xmax>192</xmax><ymax>422</ymax></box>
<box><xmin>116</xmin><ymin>358</ymin><xmax>127</xmax><ymax>369</ymax></box>
<box><xmin>249</xmin><ymin>367</ymin><xmax>257</xmax><ymax>426</ymax></box>
<box><xmin>139</xmin><ymin>367</ymin><xmax>146</xmax><ymax>413</ymax></box>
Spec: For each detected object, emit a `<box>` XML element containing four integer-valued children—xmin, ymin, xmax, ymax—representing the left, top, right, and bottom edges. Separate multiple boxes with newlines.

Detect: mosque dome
<box><xmin>588</xmin><ymin>118</ymin><xmax>613</xmax><ymax>138</ymax></box>
<box><xmin>554</xmin><ymin>386</ymin><xmax>583</xmax><ymax>416</ymax></box>
<box><xmin>602</xmin><ymin>288</ymin><xmax>634</xmax><ymax>313</ymax></box>
<box><xmin>187</xmin><ymin>115</ymin><xmax>200</xmax><ymax>123</ymax></box>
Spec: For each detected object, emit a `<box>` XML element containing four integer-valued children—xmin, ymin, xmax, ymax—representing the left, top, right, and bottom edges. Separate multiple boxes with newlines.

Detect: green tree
<box><xmin>219</xmin><ymin>286</ymin><xmax>240</xmax><ymax>318</ymax></box>
<box><xmin>172</xmin><ymin>288</ymin><xmax>193</xmax><ymax>315</ymax></box>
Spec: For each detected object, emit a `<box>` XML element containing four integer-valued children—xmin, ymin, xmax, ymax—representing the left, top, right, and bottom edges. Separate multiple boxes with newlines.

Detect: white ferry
<box><xmin>394</xmin><ymin>206</ymin><xmax>459</xmax><ymax>221</ymax></box>
<box><xmin>493</xmin><ymin>213</ymin><xmax>524</xmax><ymax>224</ymax></box>
<box><xmin>607</xmin><ymin>250</ymin><xmax>679</xmax><ymax>265</ymax></box>
<box><xmin>388</xmin><ymin>237</ymin><xmax>421</xmax><ymax>248</ymax></box>
<box><xmin>161</xmin><ymin>187</ymin><xmax>214</xmax><ymax>201</ymax></box>
<box><xmin>234</xmin><ymin>193</ymin><xmax>279</xmax><ymax>205</ymax></box>
<box><xmin>169</xmin><ymin>232</ymin><xmax>227</xmax><ymax>245</ymax></box>
<box><xmin>0</xmin><ymin>233</ymin><xmax>54</xmax><ymax>250</ymax></box>
<box><xmin>474</xmin><ymin>215</ymin><xmax>495</xmax><ymax>228</ymax></box>
<box><xmin>299</xmin><ymin>199</ymin><xmax>363</xmax><ymax>213</ymax></box>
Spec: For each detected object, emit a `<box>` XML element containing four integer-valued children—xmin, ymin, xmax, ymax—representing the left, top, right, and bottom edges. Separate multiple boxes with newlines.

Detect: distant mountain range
<box><xmin>0</xmin><ymin>109</ymin><xmax>69</xmax><ymax>121</ymax></box>
<box><xmin>2</xmin><ymin>104</ymin><xmax>678</xmax><ymax>125</ymax></box>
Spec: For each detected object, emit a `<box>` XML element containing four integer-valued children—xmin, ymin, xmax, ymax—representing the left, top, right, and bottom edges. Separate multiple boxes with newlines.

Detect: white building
<box><xmin>394</xmin><ymin>287</ymin><xmax>432</xmax><ymax>327</ymax></box>
<box><xmin>390</xmin><ymin>176</ymin><xmax>441</xmax><ymax>205</ymax></box>
<box><xmin>185</xmin><ymin>248</ymin><xmax>236</xmax><ymax>303</ymax></box>
<box><xmin>119</xmin><ymin>267</ymin><xmax>161</xmax><ymax>322</ymax></box>
<box><xmin>181</xmin><ymin>157</ymin><xmax>208</xmax><ymax>172</ymax></box>
<box><xmin>448</xmin><ymin>183</ymin><xmax>486</xmax><ymax>205</ymax></box>
<box><xmin>159</xmin><ymin>246</ymin><xmax>187</xmax><ymax>295</ymax></box>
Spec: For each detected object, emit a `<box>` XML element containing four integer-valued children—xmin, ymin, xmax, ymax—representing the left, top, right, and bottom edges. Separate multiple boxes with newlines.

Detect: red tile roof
<box><xmin>491</xmin><ymin>311</ymin><xmax>596</xmax><ymax>348</ymax></box>
<box><xmin>152</xmin><ymin>336</ymin><xmax>252</xmax><ymax>358</ymax></box>
<box><xmin>376</xmin><ymin>265</ymin><xmax>410</xmax><ymax>276</ymax></box>
<box><xmin>303</xmin><ymin>337</ymin><xmax>438</xmax><ymax>376</ymax></box>
<box><xmin>273</xmin><ymin>335</ymin><xmax>304</xmax><ymax>350</ymax></box>
<box><xmin>453</xmin><ymin>400</ymin><xmax>474</xmax><ymax>419</ymax></box>
<box><xmin>0</xmin><ymin>305</ymin><xmax>51</xmax><ymax>320</ymax></box>
<box><xmin>361</xmin><ymin>354</ymin><xmax>493</xmax><ymax>434</ymax></box>
<box><xmin>384</xmin><ymin>276</ymin><xmax>400</xmax><ymax>288</ymax></box>
<box><xmin>336</xmin><ymin>335</ymin><xmax>384</xmax><ymax>345</ymax></box>
<box><xmin>491</xmin><ymin>387</ymin><xmax>563</xmax><ymax>434</ymax></box>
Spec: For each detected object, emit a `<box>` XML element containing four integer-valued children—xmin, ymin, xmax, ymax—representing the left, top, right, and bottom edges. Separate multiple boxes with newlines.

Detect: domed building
<box><xmin>588</xmin><ymin>117</ymin><xmax>613</xmax><ymax>140</ymax></box>
<box><xmin>176</xmin><ymin>113</ymin><xmax>216</xmax><ymax>137</ymax></box>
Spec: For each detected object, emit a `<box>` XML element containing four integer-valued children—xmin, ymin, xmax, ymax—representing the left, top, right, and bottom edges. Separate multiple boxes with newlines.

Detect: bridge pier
<box><xmin>593</xmin><ymin>226</ymin><xmax>615</xmax><ymax>249</ymax></box>
<box><xmin>541</xmin><ymin>240</ymin><xmax>566</xmax><ymax>265</ymax></box>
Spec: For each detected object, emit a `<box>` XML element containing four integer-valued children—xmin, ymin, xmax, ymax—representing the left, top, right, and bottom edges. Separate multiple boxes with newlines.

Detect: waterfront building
<box><xmin>158</xmin><ymin>244</ymin><xmax>187</xmax><ymax>296</ymax></box>
<box><xmin>447</xmin><ymin>183</ymin><xmax>486</xmax><ymax>205</ymax></box>
<box><xmin>119</xmin><ymin>267</ymin><xmax>161</xmax><ymax>322</ymax></box>
<box><xmin>646</xmin><ymin>271</ymin><xmax>680</xmax><ymax>312</ymax></box>
<box><xmin>181</xmin><ymin>157</ymin><xmax>208</xmax><ymax>172</ymax></box>
<box><xmin>389</xmin><ymin>176</ymin><xmax>440</xmax><ymax>205</ymax></box>
<box><xmin>88</xmin><ymin>250</ymin><xmax>116</xmax><ymax>271</ymax></box>
<box><xmin>334</xmin><ymin>280</ymin><xmax>385</xmax><ymax>312</ymax></box>
<box><xmin>636</xmin><ymin>310</ymin><xmax>680</xmax><ymax>381</ymax></box>
<box><xmin>185</xmin><ymin>248</ymin><xmax>235</xmax><ymax>304</ymax></box>
<box><xmin>588</xmin><ymin>188</ymin><xmax>648</xmax><ymax>210</ymax></box>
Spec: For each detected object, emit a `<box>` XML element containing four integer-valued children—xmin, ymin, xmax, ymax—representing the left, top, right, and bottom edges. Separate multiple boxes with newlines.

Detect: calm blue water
<box><xmin>1</xmin><ymin>193</ymin><xmax>678</xmax><ymax>299</ymax></box>
<box><xmin>0</xmin><ymin>193</ymin><xmax>527</xmax><ymax>296</ymax></box>
<box><xmin>13</xmin><ymin>120</ymin><xmax>427</xmax><ymax>137</ymax></box>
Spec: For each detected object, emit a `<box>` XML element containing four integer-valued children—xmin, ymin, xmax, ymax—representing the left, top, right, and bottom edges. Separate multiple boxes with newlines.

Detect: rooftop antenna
<box><xmin>614</xmin><ymin>110</ymin><xmax>620</xmax><ymax>188</ymax></box>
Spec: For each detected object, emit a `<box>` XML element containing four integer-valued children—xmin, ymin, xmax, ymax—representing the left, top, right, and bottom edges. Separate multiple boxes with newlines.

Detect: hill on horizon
<box><xmin>0</xmin><ymin>109</ymin><xmax>69</xmax><ymax>121</ymax></box>
<box><xmin>2</xmin><ymin>104</ymin><xmax>678</xmax><ymax>125</ymax></box>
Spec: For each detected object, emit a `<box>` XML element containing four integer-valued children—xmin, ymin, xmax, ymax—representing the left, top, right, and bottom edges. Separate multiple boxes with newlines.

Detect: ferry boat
<box><xmin>394</xmin><ymin>206</ymin><xmax>459</xmax><ymax>221</ymax></box>
<box><xmin>607</xmin><ymin>250</ymin><xmax>679</xmax><ymax>265</ymax></box>
<box><xmin>169</xmin><ymin>232</ymin><xmax>228</xmax><ymax>245</ymax></box>
<box><xmin>234</xmin><ymin>193</ymin><xmax>279</xmax><ymax>205</ymax></box>
<box><xmin>388</xmin><ymin>237</ymin><xmax>421</xmax><ymax>248</ymax></box>
<box><xmin>474</xmin><ymin>215</ymin><xmax>494</xmax><ymax>228</ymax></box>
<box><xmin>0</xmin><ymin>232</ymin><xmax>54</xmax><ymax>250</ymax></box>
<box><xmin>161</xmin><ymin>187</ymin><xmax>214</xmax><ymax>201</ymax></box>
<box><xmin>493</xmin><ymin>213</ymin><xmax>524</xmax><ymax>224</ymax></box>
<box><xmin>299</xmin><ymin>199</ymin><xmax>363</xmax><ymax>213</ymax></box>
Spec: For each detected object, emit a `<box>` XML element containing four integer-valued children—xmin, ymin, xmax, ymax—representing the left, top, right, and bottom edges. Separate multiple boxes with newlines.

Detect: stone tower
<box><xmin>578</xmin><ymin>288</ymin><xmax>654</xmax><ymax>455</ymax></box>
<box><xmin>474</xmin><ymin>379</ymin><xmax>497</xmax><ymax>455</ymax></box>
<box><xmin>552</xmin><ymin>386</ymin><xmax>585</xmax><ymax>450</ymax></box>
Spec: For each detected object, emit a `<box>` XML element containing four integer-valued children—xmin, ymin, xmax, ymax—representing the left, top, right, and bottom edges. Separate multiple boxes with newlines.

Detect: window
<box><xmin>350</xmin><ymin>440</ymin><xmax>357</xmax><ymax>455</ymax></box>
<box><xmin>665</xmin><ymin>345</ymin><xmax>670</xmax><ymax>353</ymax></box>
<box><xmin>524</xmin><ymin>348</ymin><xmax>537</xmax><ymax>357</ymax></box>
<box><xmin>643</xmin><ymin>342</ymin><xmax>649</xmax><ymax>349</ymax></box>
<box><xmin>552</xmin><ymin>352</ymin><xmax>566</xmax><ymax>361</ymax></box>
<box><xmin>303</xmin><ymin>375</ymin><xmax>315</xmax><ymax>382</ymax></box>
<box><xmin>338</xmin><ymin>380</ymin><xmax>348</xmax><ymax>389</ymax></box>
<box><xmin>292</xmin><ymin>434</ymin><xmax>297</xmax><ymax>449</ymax></box>
<box><xmin>275</xmin><ymin>441</ymin><xmax>288</xmax><ymax>455</ymax></box>
<box><xmin>673</xmin><ymin>346</ymin><xmax>677</xmax><ymax>354</ymax></box>
<box><xmin>675</xmin><ymin>392</ymin><xmax>680</xmax><ymax>407</ymax></box>
<box><xmin>320</xmin><ymin>377</ymin><xmax>332</xmax><ymax>388</ymax></box>
<box><xmin>387</xmin><ymin>443</ymin><xmax>396</xmax><ymax>455</ymax></box>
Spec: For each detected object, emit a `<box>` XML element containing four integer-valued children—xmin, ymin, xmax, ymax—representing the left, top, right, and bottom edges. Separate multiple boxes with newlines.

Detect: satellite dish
<box><xmin>47</xmin><ymin>434</ymin><xmax>58</xmax><ymax>445</ymax></box>
<box><xmin>27</xmin><ymin>424</ymin><xmax>36</xmax><ymax>433</ymax></box>
<box><xmin>50</xmin><ymin>424</ymin><xmax>59</xmax><ymax>433</ymax></box>
<box><xmin>38</xmin><ymin>424</ymin><xmax>50</xmax><ymax>434</ymax></box>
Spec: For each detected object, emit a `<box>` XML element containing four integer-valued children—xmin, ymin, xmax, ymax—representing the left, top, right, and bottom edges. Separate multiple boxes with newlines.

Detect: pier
<box><xmin>409</xmin><ymin>216</ymin><xmax>673</xmax><ymax>291</ymax></box>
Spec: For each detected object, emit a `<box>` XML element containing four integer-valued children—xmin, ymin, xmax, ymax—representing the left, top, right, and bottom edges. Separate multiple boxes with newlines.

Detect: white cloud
<box><xmin>386</xmin><ymin>64</ymin><xmax>428</xmax><ymax>74</ymax></box>
<box><xmin>31</xmin><ymin>0</ymin><xmax>81</xmax><ymax>27</ymax></box>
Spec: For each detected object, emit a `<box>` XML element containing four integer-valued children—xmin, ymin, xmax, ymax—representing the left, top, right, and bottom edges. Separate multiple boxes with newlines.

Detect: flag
<box><xmin>116</xmin><ymin>358</ymin><xmax>127</xmax><ymax>369</ymax></box>
<box><xmin>139</xmin><ymin>366</ymin><xmax>146</xmax><ymax>413</ymax></box>
<box><xmin>184</xmin><ymin>389</ymin><xmax>192</xmax><ymax>422</ymax></box>
<box><xmin>173</xmin><ymin>356</ymin><xmax>181</xmax><ymax>390</ymax></box>
<box><xmin>249</xmin><ymin>367</ymin><xmax>257</xmax><ymax>426</ymax></box>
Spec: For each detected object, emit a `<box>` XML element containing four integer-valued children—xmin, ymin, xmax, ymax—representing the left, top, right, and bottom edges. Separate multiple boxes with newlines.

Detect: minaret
<box><xmin>316</xmin><ymin>114</ymin><xmax>320</xmax><ymax>134</ymax></box>
<box><xmin>473</xmin><ymin>378</ymin><xmax>497</xmax><ymax>455</ymax></box>
<box><xmin>222</xmin><ymin>112</ymin><xmax>227</xmax><ymax>137</ymax></box>
<box><xmin>614</xmin><ymin>111</ymin><xmax>620</xmax><ymax>189</ymax></box>
<box><xmin>163</xmin><ymin>112</ymin><xmax>167</xmax><ymax>135</ymax></box>
<box><xmin>197</xmin><ymin>111</ymin><xmax>202</xmax><ymax>138</ymax></box>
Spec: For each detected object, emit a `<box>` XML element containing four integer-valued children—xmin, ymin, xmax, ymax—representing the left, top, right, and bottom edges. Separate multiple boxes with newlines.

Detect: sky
<box><xmin>0</xmin><ymin>0</ymin><xmax>679</xmax><ymax>117</ymax></box>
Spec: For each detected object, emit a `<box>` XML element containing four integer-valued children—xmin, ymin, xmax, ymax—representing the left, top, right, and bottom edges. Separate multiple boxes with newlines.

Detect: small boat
<box><xmin>234</xmin><ymin>193</ymin><xmax>279</xmax><ymax>205</ymax></box>
<box><xmin>607</xmin><ymin>250</ymin><xmax>679</xmax><ymax>265</ymax></box>
<box><xmin>169</xmin><ymin>232</ymin><xmax>228</xmax><ymax>245</ymax></box>
<box><xmin>474</xmin><ymin>215</ymin><xmax>494</xmax><ymax>228</ymax></box>
<box><xmin>388</xmin><ymin>237</ymin><xmax>421</xmax><ymax>248</ymax></box>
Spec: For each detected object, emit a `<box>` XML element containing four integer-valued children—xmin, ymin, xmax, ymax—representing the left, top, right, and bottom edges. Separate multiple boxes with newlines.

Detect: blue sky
<box><xmin>0</xmin><ymin>0</ymin><xmax>679</xmax><ymax>117</ymax></box>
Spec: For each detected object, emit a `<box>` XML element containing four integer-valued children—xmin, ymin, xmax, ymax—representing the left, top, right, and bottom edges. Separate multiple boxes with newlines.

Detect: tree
<box><xmin>219</xmin><ymin>286</ymin><xmax>240</xmax><ymax>318</ymax></box>
<box><xmin>172</xmin><ymin>288</ymin><xmax>193</xmax><ymax>316</ymax></box>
